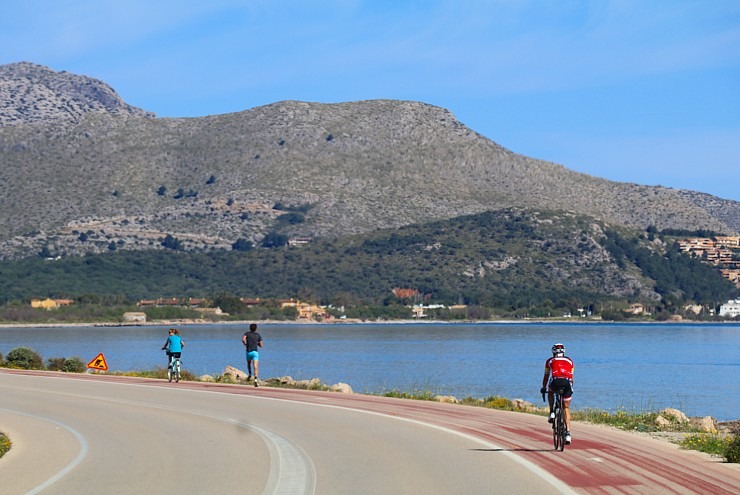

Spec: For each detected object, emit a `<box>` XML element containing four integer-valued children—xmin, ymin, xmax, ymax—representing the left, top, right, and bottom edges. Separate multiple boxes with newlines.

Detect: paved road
<box><xmin>0</xmin><ymin>370</ymin><xmax>738</xmax><ymax>494</ymax></box>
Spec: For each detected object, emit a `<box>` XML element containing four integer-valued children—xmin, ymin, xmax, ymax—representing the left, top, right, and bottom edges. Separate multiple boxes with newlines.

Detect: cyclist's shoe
<box><xmin>247</xmin><ymin>375</ymin><xmax>254</xmax><ymax>381</ymax></box>
<box><xmin>254</xmin><ymin>378</ymin><xmax>259</xmax><ymax>388</ymax></box>
<box><xmin>548</xmin><ymin>412</ymin><xmax>555</xmax><ymax>423</ymax></box>
<box><xmin>565</xmin><ymin>432</ymin><xmax>571</xmax><ymax>445</ymax></box>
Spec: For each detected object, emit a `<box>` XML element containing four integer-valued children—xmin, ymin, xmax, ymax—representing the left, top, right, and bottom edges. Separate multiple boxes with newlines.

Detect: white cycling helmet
<box><xmin>551</xmin><ymin>343</ymin><xmax>565</xmax><ymax>356</ymax></box>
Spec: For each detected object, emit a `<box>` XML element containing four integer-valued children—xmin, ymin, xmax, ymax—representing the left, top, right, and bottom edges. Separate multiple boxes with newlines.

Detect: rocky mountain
<box><xmin>0</xmin><ymin>62</ymin><xmax>153</xmax><ymax>126</ymax></box>
<box><xmin>1</xmin><ymin>62</ymin><xmax>739</xmax><ymax>260</ymax></box>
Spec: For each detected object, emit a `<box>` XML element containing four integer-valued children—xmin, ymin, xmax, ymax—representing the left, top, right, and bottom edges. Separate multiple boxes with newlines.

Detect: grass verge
<box><xmin>569</xmin><ymin>407</ymin><xmax>697</xmax><ymax>433</ymax></box>
<box><xmin>679</xmin><ymin>434</ymin><xmax>732</xmax><ymax>457</ymax></box>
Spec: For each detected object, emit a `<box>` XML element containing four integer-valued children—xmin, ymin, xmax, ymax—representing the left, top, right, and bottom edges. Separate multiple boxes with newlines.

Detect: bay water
<box><xmin>0</xmin><ymin>322</ymin><xmax>737</xmax><ymax>420</ymax></box>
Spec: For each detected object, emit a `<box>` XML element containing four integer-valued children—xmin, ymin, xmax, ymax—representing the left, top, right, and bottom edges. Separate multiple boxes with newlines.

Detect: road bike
<box><xmin>167</xmin><ymin>353</ymin><xmax>181</xmax><ymax>383</ymax></box>
<box><xmin>551</xmin><ymin>387</ymin><xmax>567</xmax><ymax>451</ymax></box>
<box><xmin>543</xmin><ymin>387</ymin><xmax>568</xmax><ymax>451</ymax></box>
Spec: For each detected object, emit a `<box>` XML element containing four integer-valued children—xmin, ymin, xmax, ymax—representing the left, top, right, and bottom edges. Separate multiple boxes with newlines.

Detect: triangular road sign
<box><xmin>87</xmin><ymin>353</ymin><xmax>109</xmax><ymax>371</ymax></box>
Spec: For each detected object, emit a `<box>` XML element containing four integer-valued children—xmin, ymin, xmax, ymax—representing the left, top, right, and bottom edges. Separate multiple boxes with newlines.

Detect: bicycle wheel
<box><xmin>167</xmin><ymin>367</ymin><xmax>172</xmax><ymax>382</ymax></box>
<box><xmin>552</xmin><ymin>404</ymin><xmax>561</xmax><ymax>450</ymax></box>
<box><xmin>558</xmin><ymin>419</ymin><xmax>566</xmax><ymax>451</ymax></box>
<box><xmin>557</xmin><ymin>398</ymin><xmax>566</xmax><ymax>451</ymax></box>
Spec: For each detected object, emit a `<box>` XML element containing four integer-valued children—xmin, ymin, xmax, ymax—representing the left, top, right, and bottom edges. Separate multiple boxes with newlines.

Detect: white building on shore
<box><xmin>718</xmin><ymin>300</ymin><xmax>740</xmax><ymax>318</ymax></box>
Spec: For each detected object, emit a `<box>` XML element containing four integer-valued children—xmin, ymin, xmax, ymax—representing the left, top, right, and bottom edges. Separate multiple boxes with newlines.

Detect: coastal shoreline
<box><xmin>3</xmin><ymin>317</ymin><xmax>740</xmax><ymax>329</ymax></box>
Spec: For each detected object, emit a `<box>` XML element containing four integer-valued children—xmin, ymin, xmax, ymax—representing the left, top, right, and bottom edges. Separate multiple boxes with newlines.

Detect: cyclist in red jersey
<box><xmin>540</xmin><ymin>343</ymin><xmax>574</xmax><ymax>444</ymax></box>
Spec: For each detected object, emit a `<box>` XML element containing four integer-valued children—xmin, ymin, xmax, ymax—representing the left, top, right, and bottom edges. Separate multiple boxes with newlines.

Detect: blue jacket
<box><xmin>165</xmin><ymin>335</ymin><xmax>183</xmax><ymax>353</ymax></box>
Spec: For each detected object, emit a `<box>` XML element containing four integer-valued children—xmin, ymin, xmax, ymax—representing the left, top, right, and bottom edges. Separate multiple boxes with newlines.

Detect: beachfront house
<box><xmin>719</xmin><ymin>299</ymin><xmax>740</xmax><ymax>318</ymax></box>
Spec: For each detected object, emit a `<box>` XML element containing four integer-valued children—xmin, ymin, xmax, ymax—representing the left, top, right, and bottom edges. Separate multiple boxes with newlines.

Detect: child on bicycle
<box><xmin>541</xmin><ymin>343</ymin><xmax>574</xmax><ymax>444</ymax></box>
<box><xmin>162</xmin><ymin>328</ymin><xmax>184</xmax><ymax>369</ymax></box>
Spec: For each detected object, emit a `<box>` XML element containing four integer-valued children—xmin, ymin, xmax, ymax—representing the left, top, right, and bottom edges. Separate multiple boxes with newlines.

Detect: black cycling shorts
<box><xmin>549</xmin><ymin>377</ymin><xmax>573</xmax><ymax>398</ymax></box>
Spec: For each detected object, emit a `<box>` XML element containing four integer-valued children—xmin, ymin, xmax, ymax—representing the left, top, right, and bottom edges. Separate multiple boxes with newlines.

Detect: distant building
<box><xmin>684</xmin><ymin>304</ymin><xmax>703</xmax><ymax>315</ymax></box>
<box><xmin>122</xmin><ymin>312</ymin><xmax>147</xmax><ymax>323</ymax></box>
<box><xmin>194</xmin><ymin>307</ymin><xmax>227</xmax><ymax>316</ymax></box>
<box><xmin>280</xmin><ymin>299</ymin><xmax>331</xmax><ymax>321</ymax></box>
<box><xmin>296</xmin><ymin>302</ymin><xmax>331</xmax><ymax>320</ymax></box>
<box><xmin>625</xmin><ymin>303</ymin><xmax>644</xmax><ymax>315</ymax></box>
<box><xmin>31</xmin><ymin>298</ymin><xmax>59</xmax><ymax>310</ymax></box>
<box><xmin>411</xmin><ymin>305</ymin><xmax>426</xmax><ymax>318</ymax></box>
<box><xmin>719</xmin><ymin>300</ymin><xmax>740</xmax><ymax>318</ymax></box>
<box><xmin>31</xmin><ymin>298</ymin><xmax>75</xmax><ymax>310</ymax></box>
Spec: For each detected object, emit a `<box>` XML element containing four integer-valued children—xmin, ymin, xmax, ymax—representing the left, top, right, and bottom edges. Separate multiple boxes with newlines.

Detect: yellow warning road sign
<box><xmin>87</xmin><ymin>353</ymin><xmax>109</xmax><ymax>371</ymax></box>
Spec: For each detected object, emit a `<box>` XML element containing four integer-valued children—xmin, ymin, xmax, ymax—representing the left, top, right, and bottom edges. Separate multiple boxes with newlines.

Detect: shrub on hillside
<box><xmin>726</xmin><ymin>435</ymin><xmax>740</xmax><ymax>463</ymax></box>
<box><xmin>46</xmin><ymin>357</ymin><xmax>65</xmax><ymax>370</ymax></box>
<box><xmin>63</xmin><ymin>357</ymin><xmax>86</xmax><ymax>373</ymax></box>
<box><xmin>5</xmin><ymin>347</ymin><xmax>44</xmax><ymax>369</ymax></box>
<box><xmin>47</xmin><ymin>356</ymin><xmax>86</xmax><ymax>373</ymax></box>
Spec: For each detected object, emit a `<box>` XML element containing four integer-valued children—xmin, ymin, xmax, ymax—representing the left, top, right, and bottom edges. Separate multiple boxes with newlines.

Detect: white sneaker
<box><xmin>548</xmin><ymin>412</ymin><xmax>555</xmax><ymax>423</ymax></box>
<box><xmin>565</xmin><ymin>432</ymin><xmax>571</xmax><ymax>445</ymax></box>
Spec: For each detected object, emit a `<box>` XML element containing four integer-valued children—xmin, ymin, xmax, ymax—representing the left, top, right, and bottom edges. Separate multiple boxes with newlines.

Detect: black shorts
<box><xmin>549</xmin><ymin>377</ymin><xmax>573</xmax><ymax>398</ymax></box>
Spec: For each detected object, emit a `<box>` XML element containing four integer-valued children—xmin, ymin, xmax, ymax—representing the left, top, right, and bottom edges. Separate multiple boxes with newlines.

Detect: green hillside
<box><xmin>1</xmin><ymin>208</ymin><xmax>734</xmax><ymax>320</ymax></box>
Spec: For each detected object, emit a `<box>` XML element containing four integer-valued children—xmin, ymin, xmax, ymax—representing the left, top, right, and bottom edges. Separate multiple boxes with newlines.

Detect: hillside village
<box><xmin>135</xmin><ymin>297</ymin><xmax>334</xmax><ymax>322</ymax></box>
<box><xmin>29</xmin><ymin>294</ymin><xmax>470</xmax><ymax>322</ymax></box>
<box><xmin>677</xmin><ymin>235</ymin><xmax>740</xmax><ymax>286</ymax></box>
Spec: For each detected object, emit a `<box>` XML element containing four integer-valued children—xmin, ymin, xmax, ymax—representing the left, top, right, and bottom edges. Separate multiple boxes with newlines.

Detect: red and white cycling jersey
<box><xmin>545</xmin><ymin>356</ymin><xmax>574</xmax><ymax>380</ymax></box>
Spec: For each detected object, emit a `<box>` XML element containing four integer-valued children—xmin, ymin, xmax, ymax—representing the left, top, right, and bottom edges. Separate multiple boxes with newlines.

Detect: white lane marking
<box><xmin>0</xmin><ymin>379</ymin><xmax>316</xmax><ymax>495</ymax></box>
<box><xmin>232</xmin><ymin>422</ymin><xmax>317</xmax><ymax>495</ymax></box>
<box><xmin>252</xmin><ymin>395</ymin><xmax>580</xmax><ymax>495</ymax></box>
<box><xmin>93</xmin><ymin>399</ymin><xmax>318</xmax><ymax>495</ymax></box>
<box><xmin>590</xmin><ymin>457</ymin><xmax>605</xmax><ymax>462</ymax></box>
<box><xmin>0</xmin><ymin>407</ymin><xmax>89</xmax><ymax>495</ymax></box>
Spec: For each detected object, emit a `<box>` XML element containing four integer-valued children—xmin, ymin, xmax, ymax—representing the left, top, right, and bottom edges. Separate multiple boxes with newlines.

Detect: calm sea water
<box><xmin>0</xmin><ymin>322</ymin><xmax>737</xmax><ymax>420</ymax></box>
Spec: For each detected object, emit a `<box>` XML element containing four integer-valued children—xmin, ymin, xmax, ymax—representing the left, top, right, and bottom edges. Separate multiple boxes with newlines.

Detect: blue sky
<box><xmin>2</xmin><ymin>1</ymin><xmax>739</xmax><ymax>200</ymax></box>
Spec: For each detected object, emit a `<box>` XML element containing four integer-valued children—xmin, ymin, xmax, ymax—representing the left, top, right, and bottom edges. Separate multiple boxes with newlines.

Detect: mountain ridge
<box><xmin>1</xmin><ymin>62</ymin><xmax>738</xmax><ymax>260</ymax></box>
<box><xmin>0</xmin><ymin>61</ymin><xmax>154</xmax><ymax>126</ymax></box>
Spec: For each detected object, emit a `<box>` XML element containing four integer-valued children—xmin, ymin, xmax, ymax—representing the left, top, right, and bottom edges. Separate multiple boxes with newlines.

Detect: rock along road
<box><xmin>0</xmin><ymin>369</ymin><xmax>738</xmax><ymax>494</ymax></box>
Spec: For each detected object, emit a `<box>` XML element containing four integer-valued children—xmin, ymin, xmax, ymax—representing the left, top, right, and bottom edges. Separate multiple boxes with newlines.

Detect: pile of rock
<box><xmin>208</xmin><ymin>366</ymin><xmax>354</xmax><ymax>394</ymax></box>
<box><xmin>269</xmin><ymin>375</ymin><xmax>354</xmax><ymax>394</ymax></box>
<box><xmin>718</xmin><ymin>420</ymin><xmax>740</xmax><ymax>435</ymax></box>
<box><xmin>656</xmin><ymin>408</ymin><xmax>717</xmax><ymax>433</ymax></box>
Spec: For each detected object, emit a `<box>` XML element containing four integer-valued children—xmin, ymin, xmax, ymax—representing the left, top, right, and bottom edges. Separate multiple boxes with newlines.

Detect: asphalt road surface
<box><xmin>0</xmin><ymin>370</ymin><xmax>738</xmax><ymax>494</ymax></box>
